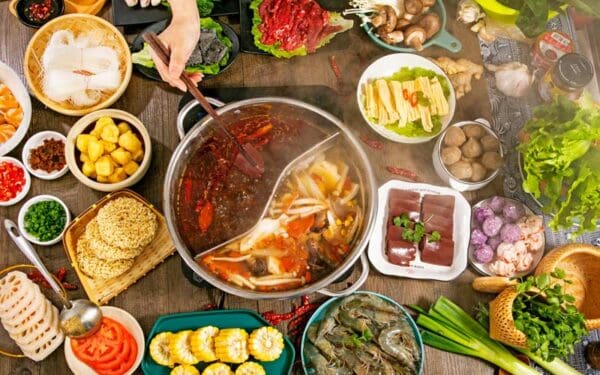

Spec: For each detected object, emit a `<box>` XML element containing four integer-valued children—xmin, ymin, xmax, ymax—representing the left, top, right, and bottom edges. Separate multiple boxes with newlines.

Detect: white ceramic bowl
<box><xmin>18</xmin><ymin>194</ymin><xmax>71</xmax><ymax>246</ymax></box>
<box><xmin>0</xmin><ymin>61</ymin><xmax>32</xmax><ymax>156</ymax></box>
<box><xmin>0</xmin><ymin>156</ymin><xmax>31</xmax><ymax>206</ymax></box>
<box><xmin>64</xmin><ymin>306</ymin><xmax>145</xmax><ymax>375</ymax></box>
<box><xmin>22</xmin><ymin>131</ymin><xmax>69</xmax><ymax>180</ymax></box>
<box><xmin>66</xmin><ymin>109</ymin><xmax>152</xmax><ymax>192</ymax></box>
<box><xmin>357</xmin><ymin>53</ymin><xmax>456</xmax><ymax>144</ymax></box>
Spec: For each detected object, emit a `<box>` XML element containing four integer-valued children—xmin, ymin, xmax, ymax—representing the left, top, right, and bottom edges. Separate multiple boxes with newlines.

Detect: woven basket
<box><xmin>23</xmin><ymin>14</ymin><xmax>132</xmax><ymax>116</ymax></box>
<box><xmin>489</xmin><ymin>243</ymin><xmax>600</xmax><ymax>347</ymax></box>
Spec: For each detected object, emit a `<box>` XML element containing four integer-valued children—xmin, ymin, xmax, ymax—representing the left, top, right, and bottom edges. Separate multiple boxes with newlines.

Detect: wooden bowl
<box><xmin>23</xmin><ymin>14</ymin><xmax>132</xmax><ymax>116</ymax></box>
<box><xmin>66</xmin><ymin>109</ymin><xmax>152</xmax><ymax>192</ymax></box>
<box><xmin>62</xmin><ymin>190</ymin><xmax>176</xmax><ymax>305</ymax></box>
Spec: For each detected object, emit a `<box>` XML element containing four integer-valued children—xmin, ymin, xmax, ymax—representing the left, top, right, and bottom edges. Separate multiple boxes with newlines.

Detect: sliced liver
<box><xmin>421</xmin><ymin>236</ymin><xmax>455</xmax><ymax>266</ymax></box>
<box><xmin>387</xmin><ymin>240</ymin><xmax>418</xmax><ymax>266</ymax></box>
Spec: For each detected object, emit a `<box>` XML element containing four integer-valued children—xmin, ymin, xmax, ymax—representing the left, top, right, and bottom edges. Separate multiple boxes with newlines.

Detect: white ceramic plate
<box><xmin>0</xmin><ymin>156</ymin><xmax>31</xmax><ymax>207</ymax></box>
<box><xmin>0</xmin><ymin>61</ymin><xmax>32</xmax><ymax>156</ymax></box>
<box><xmin>22</xmin><ymin>131</ymin><xmax>69</xmax><ymax>180</ymax></box>
<box><xmin>18</xmin><ymin>194</ymin><xmax>71</xmax><ymax>246</ymax></box>
<box><xmin>64</xmin><ymin>306</ymin><xmax>145</xmax><ymax>375</ymax></box>
<box><xmin>356</xmin><ymin>53</ymin><xmax>456</xmax><ymax>144</ymax></box>
<box><xmin>468</xmin><ymin>197</ymin><xmax>545</xmax><ymax>278</ymax></box>
<box><xmin>368</xmin><ymin>180</ymin><xmax>470</xmax><ymax>281</ymax></box>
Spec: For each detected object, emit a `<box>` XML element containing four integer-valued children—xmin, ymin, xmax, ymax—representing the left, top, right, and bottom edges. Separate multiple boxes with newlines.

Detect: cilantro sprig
<box><xmin>392</xmin><ymin>213</ymin><xmax>442</xmax><ymax>243</ymax></box>
<box><xmin>513</xmin><ymin>269</ymin><xmax>588</xmax><ymax>362</ymax></box>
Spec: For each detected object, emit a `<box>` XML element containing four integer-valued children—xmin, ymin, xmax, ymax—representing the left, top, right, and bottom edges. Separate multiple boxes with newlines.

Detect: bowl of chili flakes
<box><xmin>22</xmin><ymin>130</ymin><xmax>68</xmax><ymax>180</ymax></box>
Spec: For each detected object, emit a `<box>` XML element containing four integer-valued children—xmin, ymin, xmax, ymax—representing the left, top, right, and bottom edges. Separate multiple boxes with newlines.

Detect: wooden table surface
<box><xmin>0</xmin><ymin>1</ymin><xmax>504</xmax><ymax>373</ymax></box>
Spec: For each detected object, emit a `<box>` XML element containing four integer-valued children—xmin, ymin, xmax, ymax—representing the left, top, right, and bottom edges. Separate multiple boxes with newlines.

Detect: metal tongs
<box><xmin>194</xmin><ymin>131</ymin><xmax>341</xmax><ymax>260</ymax></box>
<box><xmin>143</xmin><ymin>32</ymin><xmax>265</xmax><ymax>178</ymax></box>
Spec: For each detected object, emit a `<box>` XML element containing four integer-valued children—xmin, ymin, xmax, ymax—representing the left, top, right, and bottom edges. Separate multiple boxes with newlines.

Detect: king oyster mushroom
<box><xmin>404</xmin><ymin>0</ymin><xmax>423</xmax><ymax>20</ymax></box>
<box><xmin>381</xmin><ymin>5</ymin><xmax>398</xmax><ymax>33</ymax></box>
<box><xmin>404</xmin><ymin>25</ymin><xmax>427</xmax><ymax>51</ymax></box>
<box><xmin>421</xmin><ymin>0</ymin><xmax>435</xmax><ymax>11</ymax></box>
<box><xmin>418</xmin><ymin>12</ymin><xmax>441</xmax><ymax>38</ymax></box>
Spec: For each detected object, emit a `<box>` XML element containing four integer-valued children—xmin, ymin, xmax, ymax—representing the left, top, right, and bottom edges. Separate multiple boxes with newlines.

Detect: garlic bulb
<box><xmin>458</xmin><ymin>0</ymin><xmax>484</xmax><ymax>24</ymax></box>
<box><xmin>485</xmin><ymin>62</ymin><xmax>532</xmax><ymax>98</ymax></box>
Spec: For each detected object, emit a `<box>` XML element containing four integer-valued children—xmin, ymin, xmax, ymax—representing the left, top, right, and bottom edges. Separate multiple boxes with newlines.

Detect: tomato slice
<box><xmin>92</xmin><ymin>334</ymin><xmax>131</xmax><ymax>371</ymax></box>
<box><xmin>72</xmin><ymin>337</ymin><xmax>123</xmax><ymax>365</ymax></box>
<box><xmin>94</xmin><ymin>333</ymin><xmax>138</xmax><ymax>375</ymax></box>
<box><xmin>71</xmin><ymin>317</ymin><xmax>133</xmax><ymax>370</ymax></box>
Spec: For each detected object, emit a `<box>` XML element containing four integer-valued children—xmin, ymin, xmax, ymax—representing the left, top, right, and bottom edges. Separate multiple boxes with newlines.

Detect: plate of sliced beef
<box><xmin>368</xmin><ymin>180</ymin><xmax>470</xmax><ymax>281</ymax></box>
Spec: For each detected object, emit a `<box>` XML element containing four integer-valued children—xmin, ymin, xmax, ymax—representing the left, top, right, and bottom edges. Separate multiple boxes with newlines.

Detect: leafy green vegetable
<box><xmin>161</xmin><ymin>0</ymin><xmax>214</xmax><ymax>17</ymax></box>
<box><xmin>131</xmin><ymin>17</ymin><xmax>231</xmax><ymax>75</ymax></box>
<box><xmin>392</xmin><ymin>214</ymin><xmax>442</xmax><ymax>242</ymax></box>
<box><xmin>24</xmin><ymin>200</ymin><xmax>67</xmax><ymax>242</ymax></box>
<box><xmin>249</xmin><ymin>0</ymin><xmax>353</xmax><ymax>58</ymax></box>
<box><xmin>429</xmin><ymin>231</ymin><xmax>441</xmax><ymax>242</ymax></box>
<box><xmin>512</xmin><ymin>270</ymin><xmax>587</xmax><ymax>362</ymax></box>
<box><xmin>518</xmin><ymin>95</ymin><xmax>600</xmax><ymax>238</ymax></box>
<box><xmin>393</xmin><ymin>213</ymin><xmax>410</xmax><ymax>228</ymax></box>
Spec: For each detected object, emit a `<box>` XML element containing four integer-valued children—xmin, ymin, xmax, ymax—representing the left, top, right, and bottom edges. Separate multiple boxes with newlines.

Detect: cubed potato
<box><xmin>89</xmin><ymin>129</ymin><xmax>101</xmax><ymax>138</ymax></box>
<box><xmin>94</xmin><ymin>117</ymin><xmax>115</xmax><ymax>134</ymax></box>
<box><xmin>82</xmin><ymin>161</ymin><xmax>96</xmax><ymax>177</ymax></box>
<box><xmin>80</xmin><ymin>153</ymin><xmax>89</xmax><ymax>163</ymax></box>
<box><xmin>76</xmin><ymin>134</ymin><xmax>96</xmax><ymax>154</ymax></box>
<box><xmin>87</xmin><ymin>139</ymin><xmax>105</xmax><ymax>162</ymax></box>
<box><xmin>110</xmin><ymin>147</ymin><xmax>131</xmax><ymax>166</ymax></box>
<box><xmin>108</xmin><ymin>168</ymin><xmax>127</xmax><ymax>183</ymax></box>
<box><xmin>101</xmin><ymin>123</ymin><xmax>120</xmax><ymax>144</ymax></box>
<box><xmin>96</xmin><ymin>174</ymin><xmax>109</xmax><ymax>183</ymax></box>
<box><xmin>123</xmin><ymin>161</ymin><xmax>139</xmax><ymax>176</ymax></box>
<box><xmin>100</xmin><ymin>140</ymin><xmax>117</xmax><ymax>153</ymax></box>
<box><xmin>117</xmin><ymin>122</ymin><xmax>131</xmax><ymax>135</ymax></box>
<box><xmin>118</xmin><ymin>131</ymin><xmax>142</xmax><ymax>153</ymax></box>
<box><xmin>95</xmin><ymin>156</ymin><xmax>114</xmax><ymax>177</ymax></box>
<box><xmin>132</xmin><ymin>149</ymin><xmax>144</xmax><ymax>162</ymax></box>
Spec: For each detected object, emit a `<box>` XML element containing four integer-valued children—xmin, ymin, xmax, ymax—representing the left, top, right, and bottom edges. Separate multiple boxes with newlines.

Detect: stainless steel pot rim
<box><xmin>176</xmin><ymin>97</ymin><xmax>225</xmax><ymax>140</ymax></box>
<box><xmin>436</xmin><ymin>120</ymin><xmax>504</xmax><ymax>186</ymax></box>
<box><xmin>163</xmin><ymin>97</ymin><xmax>378</xmax><ymax>299</ymax></box>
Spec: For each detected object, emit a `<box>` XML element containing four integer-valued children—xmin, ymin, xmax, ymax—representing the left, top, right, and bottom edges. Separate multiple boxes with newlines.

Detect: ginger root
<box><xmin>431</xmin><ymin>57</ymin><xmax>483</xmax><ymax>99</ymax></box>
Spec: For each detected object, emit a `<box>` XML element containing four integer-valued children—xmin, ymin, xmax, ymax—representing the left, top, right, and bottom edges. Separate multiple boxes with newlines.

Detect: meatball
<box><xmin>448</xmin><ymin>160</ymin><xmax>473</xmax><ymax>180</ymax></box>
<box><xmin>441</xmin><ymin>146</ymin><xmax>462</xmax><ymax>165</ymax></box>
<box><xmin>481</xmin><ymin>135</ymin><xmax>499</xmax><ymax>152</ymax></box>
<box><xmin>444</xmin><ymin>127</ymin><xmax>466</xmax><ymax>147</ymax></box>
<box><xmin>461</xmin><ymin>137</ymin><xmax>483</xmax><ymax>158</ymax></box>
<box><xmin>470</xmin><ymin>162</ymin><xmax>487</xmax><ymax>182</ymax></box>
<box><xmin>481</xmin><ymin>151</ymin><xmax>503</xmax><ymax>170</ymax></box>
<box><xmin>463</xmin><ymin>124</ymin><xmax>486</xmax><ymax>138</ymax></box>
<box><xmin>482</xmin><ymin>215</ymin><xmax>504</xmax><ymax>237</ymax></box>
<box><xmin>474</xmin><ymin>244</ymin><xmax>494</xmax><ymax>264</ymax></box>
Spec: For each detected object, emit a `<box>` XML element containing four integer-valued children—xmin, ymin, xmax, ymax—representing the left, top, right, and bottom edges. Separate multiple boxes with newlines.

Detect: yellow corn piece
<box><xmin>190</xmin><ymin>326</ymin><xmax>219</xmax><ymax>362</ymax></box>
<box><xmin>201</xmin><ymin>363</ymin><xmax>233</xmax><ymax>375</ymax></box>
<box><xmin>214</xmin><ymin>329</ymin><xmax>249</xmax><ymax>364</ymax></box>
<box><xmin>169</xmin><ymin>330</ymin><xmax>200</xmax><ymax>365</ymax></box>
<box><xmin>149</xmin><ymin>332</ymin><xmax>175</xmax><ymax>367</ymax></box>
<box><xmin>248</xmin><ymin>327</ymin><xmax>284</xmax><ymax>362</ymax></box>
<box><xmin>235</xmin><ymin>362</ymin><xmax>265</xmax><ymax>375</ymax></box>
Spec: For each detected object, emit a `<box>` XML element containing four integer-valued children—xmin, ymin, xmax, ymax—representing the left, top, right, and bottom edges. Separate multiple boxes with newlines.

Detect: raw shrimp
<box><xmin>304</xmin><ymin>342</ymin><xmax>350</xmax><ymax>375</ymax></box>
<box><xmin>378</xmin><ymin>324</ymin><xmax>419</xmax><ymax>371</ymax></box>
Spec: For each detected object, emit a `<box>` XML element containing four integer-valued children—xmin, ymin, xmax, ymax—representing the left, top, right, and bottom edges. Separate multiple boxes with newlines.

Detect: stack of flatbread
<box><xmin>0</xmin><ymin>271</ymin><xmax>64</xmax><ymax>361</ymax></box>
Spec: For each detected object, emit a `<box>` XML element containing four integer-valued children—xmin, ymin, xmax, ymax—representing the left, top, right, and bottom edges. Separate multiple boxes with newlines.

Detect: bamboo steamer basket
<box><xmin>488</xmin><ymin>243</ymin><xmax>600</xmax><ymax>348</ymax></box>
<box><xmin>23</xmin><ymin>14</ymin><xmax>132</xmax><ymax>116</ymax></box>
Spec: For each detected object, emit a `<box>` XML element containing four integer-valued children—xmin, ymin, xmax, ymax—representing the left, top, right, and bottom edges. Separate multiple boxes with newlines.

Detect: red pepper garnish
<box><xmin>386</xmin><ymin>166</ymin><xmax>420</xmax><ymax>181</ymax></box>
<box><xmin>403</xmin><ymin>89</ymin><xmax>409</xmax><ymax>100</ymax></box>
<box><xmin>329</xmin><ymin>56</ymin><xmax>341</xmax><ymax>80</ymax></box>
<box><xmin>410</xmin><ymin>92</ymin><xmax>418</xmax><ymax>107</ymax></box>
<box><xmin>0</xmin><ymin>161</ymin><xmax>26</xmax><ymax>202</ymax></box>
<box><xmin>196</xmin><ymin>200</ymin><xmax>214</xmax><ymax>233</ymax></box>
<box><xmin>360</xmin><ymin>134</ymin><xmax>384</xmax><ymax>150</ymax></box>
<box><xmin>27</xmin><ymin>268</ymin><xmax>78</xmax><ymax>291</ymax></box>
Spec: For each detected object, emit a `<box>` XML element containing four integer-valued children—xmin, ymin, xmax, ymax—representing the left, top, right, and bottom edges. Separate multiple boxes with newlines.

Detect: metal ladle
<box><xmin>4</xmin><ymin>220</ymin><xmax>102</xmax><ymax>338</ymax></box>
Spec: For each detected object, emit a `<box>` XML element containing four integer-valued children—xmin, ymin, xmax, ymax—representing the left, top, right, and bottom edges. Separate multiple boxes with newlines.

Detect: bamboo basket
<box><xmin>23</xmin><ymin>14</ymin><xmax>132</xmax><ymax>116</ymax></box>
<box><xmin>62</xmin><ymin>190</ymin><xmax>176</xmax><ymax>305</ymax></box>
<box><xmin>488</xmin><ymin>243</ymin><xmax>600</xmax><ymax>348</ymax></box>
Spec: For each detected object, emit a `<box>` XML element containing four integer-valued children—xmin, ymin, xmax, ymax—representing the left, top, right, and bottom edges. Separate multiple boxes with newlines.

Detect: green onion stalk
<box><xmin>411</xmin><ymin>297</ymin><xmax>579</xmax><ymax>375</ymax></box>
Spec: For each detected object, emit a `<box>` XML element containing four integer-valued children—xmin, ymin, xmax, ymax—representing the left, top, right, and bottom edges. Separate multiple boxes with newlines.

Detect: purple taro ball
<box><xmin>500</xmin><ymin>223</ymin><xmax>522</xmax><ymax>243</ymax></box>
<box><xmin>489</xmin><ymin>196</ymin><xmax>506</xmax><ymax>213</ymax></box>
<box><xmin>474</xmin><ymin>206</ymin><xmax>495</xmax><ymax>224</ymax></box>
<box><xmin>482</xmin><ymin>215</ymin><xmax>504</xmax><ymax>237</ymax></box>
<box><xmin>487</xmin><ymin>236</ymin><xmax>502</xmax><ymax>250</ymax></box>
<box><xmin>503</xmin><ymin>202</ymin><xmax>526</xmax><ymax>222</ymax></box>
<box><xmin>474</xmin><ymin>244</ymin><xmax>494</xmax><ymax>264</ymax></box>
<box><xmin>471</xmin><ymin>229</ymin><xmax>488</xmax><ymax>247</ymax></box>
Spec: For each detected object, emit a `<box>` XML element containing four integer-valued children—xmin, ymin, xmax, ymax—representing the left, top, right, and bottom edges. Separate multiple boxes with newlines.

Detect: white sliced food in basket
<box><xmin>22</xmin><ymin>326</ymin><xmax>64</xmax><ymax>362</ymax></box>
<box><xmin>9</xmin><ymin>300</ymin><xmax>53</xmax><ymax>345</ymax></box>
<box><xmin>17</xmin><ymin>304</ymin><xmax>60</xmax><ymax>351</ymax></box>
<box><xmin>2</xmin><ymin>285</ymin><xmax>45</xmax><ymax>327</ymax></box>
<box><xmin>4</xmin><ymin>292</ymin><xmax>48</xmax><ymax>335</ymax></box>
<box><xmin>0</xmin><ymin>272</ymin><xmax>34</xmax><ymax>310</ymax></box>
<box><xmin>0</xmin><ymin>282</ymin><xmax>36</xmax><ymax>318</ymax></box>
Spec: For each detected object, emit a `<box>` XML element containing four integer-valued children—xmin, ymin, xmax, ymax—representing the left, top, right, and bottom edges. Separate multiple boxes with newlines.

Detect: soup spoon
<box><xmin>4</xmin><ymin>220</ymin><xmax>102</xmax><ymax>339</ymax></box>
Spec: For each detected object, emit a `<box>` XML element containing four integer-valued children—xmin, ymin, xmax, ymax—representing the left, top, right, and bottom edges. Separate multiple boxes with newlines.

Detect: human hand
<box><xmin>150</xmin><ymin>14</ymin><xmax>202</xmax><ymax>91</ymax></box>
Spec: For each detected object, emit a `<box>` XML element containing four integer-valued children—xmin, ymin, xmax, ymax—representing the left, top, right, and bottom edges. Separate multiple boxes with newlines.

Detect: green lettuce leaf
<box><xmin>161</xmin><ymin>0</ymin><xmax>214</xmax><ymax>17</ymax></box>
<box><xmin>250</xmin><ymin>0</ymin><xmax>353</xmax><ymax>58</ymax></box>
<box><xmin>131</xmin><ymin>17</ymin><xmax>231</xmax><ymax>75</ymax></box>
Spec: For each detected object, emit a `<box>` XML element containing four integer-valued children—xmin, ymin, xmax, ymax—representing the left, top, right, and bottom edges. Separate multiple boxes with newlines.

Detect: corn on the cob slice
<box><xmin>201</xmin><ymin>362</ymin><xmax>234</xmax><ymax>375</ymax></box>
<box><xmin>214</xmin><ymin>328</ymin><xmax>249</xmax><ymax>363</ymax></box>
<box><xmin>171</xmin><ymin>364</ymin><xmax>200</xmax><ymax>375</ymax></box>
<box><xmin>235</xmin><ymin>361</ymin><xmax>266</xmax><ymax>375</ymax></box>
<box><xmin>170</xmin><ymin>330</ymin><xmax>200</xmax><ymax>365</ymax></box>
<box><xmin>150</xmin><ymin>332</ymin><xmax>176</xmax><ymax>367</ymax></box>
<box><xmin>191</xmin><ymin>326</ymin><xmax>219</xmax><ymax>362</ymax></box>
<box><xmin>248</xmin><ymin>326</ymin><xmax>284</xmax><ymax>362</ymax></box>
